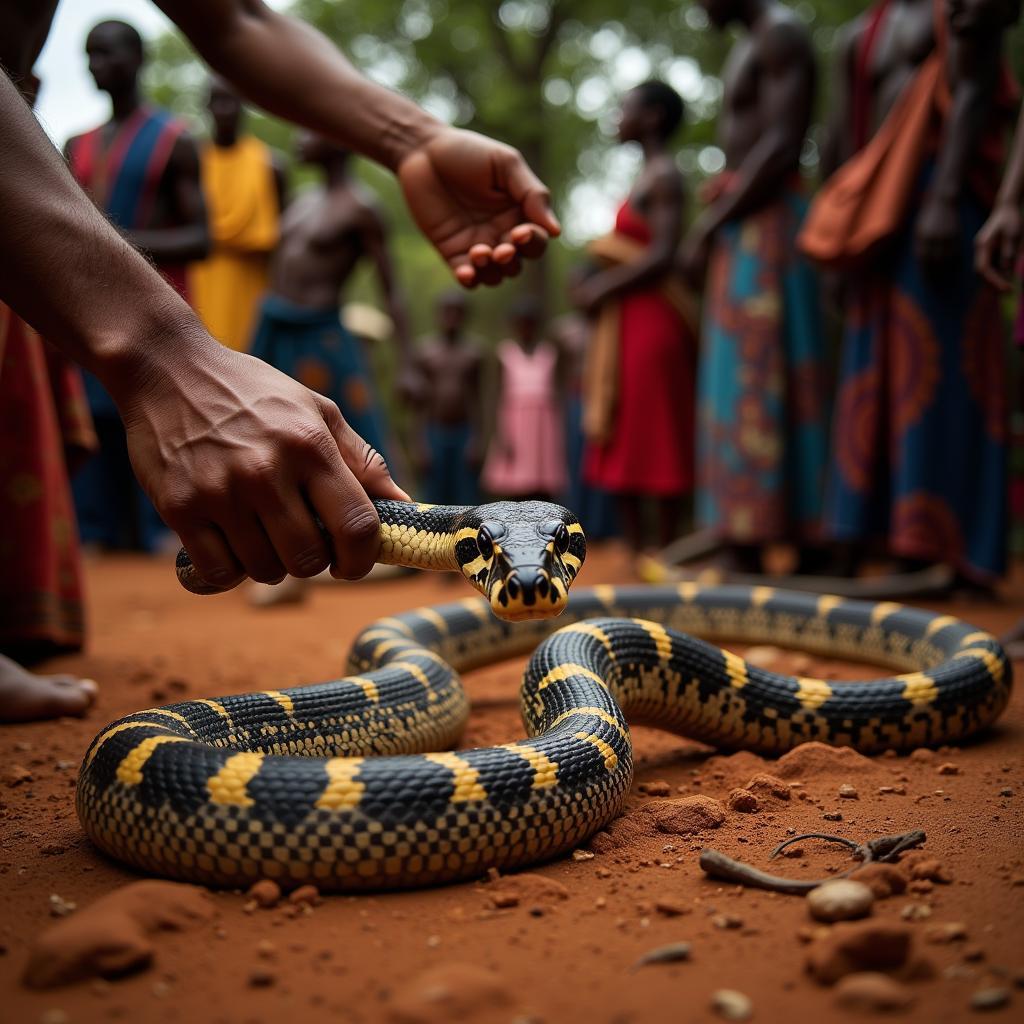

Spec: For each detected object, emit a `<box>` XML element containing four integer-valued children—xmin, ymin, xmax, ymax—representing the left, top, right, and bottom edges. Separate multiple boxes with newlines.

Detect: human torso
<box><xmin>202</xmin><ymin>136</ymin><xmax>278</xmax><ymax>253</ymax></box>
<box><xmin>863</xmin><ymin>0</ymin><xmax>936</xmax><ymax>132</ymax></box>
<box><xmin>417</xmin><ymin>336</ymin><xmax>481</xmax><ymax>425</ymax></box>
<box><xmin>269</xmin><ymin>185</ymin><xmax>369</xmax><ymax>310</ymax></box>
<box><xmin>498</xmin><ymin>341</ymin><xmax>557</xmax><ymax>401</ymax></box>
<box><xmin>717</xmin><ymin>7</ymin><xmax>813</xmax><ymax>169</ymax></box>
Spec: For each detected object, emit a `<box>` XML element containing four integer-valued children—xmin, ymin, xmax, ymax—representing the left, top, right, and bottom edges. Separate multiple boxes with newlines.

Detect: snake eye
<box><xmin>476</xmin><ymin>529</ymin><xmax>494</xmax><ymax>560</ymax></box>
<box><xmin>554</xmin><ymin>524</ymin><xmax>571</xmax><ymax>554</ymax></box>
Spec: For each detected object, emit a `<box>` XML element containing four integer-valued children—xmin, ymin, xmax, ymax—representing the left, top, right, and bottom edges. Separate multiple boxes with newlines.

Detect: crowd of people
<box><xmin>1</xmin><ymin>0</ymin><xmax>1023</xmax><ymax>720</ymax></box>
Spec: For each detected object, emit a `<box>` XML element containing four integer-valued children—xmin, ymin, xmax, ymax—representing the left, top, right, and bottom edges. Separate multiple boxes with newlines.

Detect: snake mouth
<box><xmin>488</xmin><ymin>566</ymin><xmax>567</xmax><ymax>621</ymax></box>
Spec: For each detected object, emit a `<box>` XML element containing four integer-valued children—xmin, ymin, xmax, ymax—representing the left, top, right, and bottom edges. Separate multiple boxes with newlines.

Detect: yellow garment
<box><xmin>188</xmin><ymin>136</ymin><xmax>279</xmax><ymax>351</ymax></box>
<box><xmin>581</xmin><ymin>231</ymin><xmax>698</xmax><ymax>444</ymax></box>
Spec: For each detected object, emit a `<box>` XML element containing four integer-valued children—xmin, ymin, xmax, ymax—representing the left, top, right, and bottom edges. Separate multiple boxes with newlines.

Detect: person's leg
<box><xmin>617</xmin><ymin>494</ymin><xmax>643</xmax><ymax>555</ymax></box>
<box><xmin>655</xmin><ymin>496</ymin><xmax>682</xmax><ymax>550</ymax></box>
<box><xmin>0</xmin><ymin>654</ymin><xmax>97</xmax><ymax>723</ymax></box>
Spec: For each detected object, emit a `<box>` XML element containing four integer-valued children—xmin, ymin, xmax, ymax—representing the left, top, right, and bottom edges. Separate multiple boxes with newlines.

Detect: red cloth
<box><xmin>0</xmin><ymin>307</ymin><xmax>92</xmax><ymax>656</ymax></box>
<box><xmin>584</xmin><ymin>201</ymin><xmax>696</xmax><ymax>496</ymax></box>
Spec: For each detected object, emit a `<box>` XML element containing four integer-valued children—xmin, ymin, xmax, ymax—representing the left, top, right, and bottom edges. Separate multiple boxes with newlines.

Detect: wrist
<box><xmin>380</xmin><ymin>105</ymin><xmax>446</xmax><ymax>173</ymax></box>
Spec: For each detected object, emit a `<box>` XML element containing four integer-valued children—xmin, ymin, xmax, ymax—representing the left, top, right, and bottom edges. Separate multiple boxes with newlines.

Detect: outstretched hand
<box><xmin>119</xmin><ymin>346</ymin><xmax>408</xmax><ymax>591</ymax></box>
<box><xmin>397</xmin><ymin>127</ymin><xmax>560</xmax><ymax>288</ymax></box>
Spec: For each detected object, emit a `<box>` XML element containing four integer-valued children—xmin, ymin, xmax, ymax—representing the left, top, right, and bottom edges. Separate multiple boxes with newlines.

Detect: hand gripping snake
<box><xmin>77</xmin><ymin>500</ymin><xmax>1012</xmax><ymax>891</ymax></box>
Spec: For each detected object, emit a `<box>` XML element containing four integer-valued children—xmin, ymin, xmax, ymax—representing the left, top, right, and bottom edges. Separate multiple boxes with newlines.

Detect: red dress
<box><xmin>584</xmin><ymin>201</ymin><xmax>696</xmax><ymax>495</ymax></box>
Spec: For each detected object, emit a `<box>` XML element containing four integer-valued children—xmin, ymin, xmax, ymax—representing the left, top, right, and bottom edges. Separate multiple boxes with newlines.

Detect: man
<box><xmin>0</xmin><ymin>0</ymin><xmax>558</xmax><ymax>720</ymax></box>
<box><xmin>803</xmin><ymin>0</ymin><xmax>1019</xmax><ymax>590</ymax></box>
<box><xmin>680</xmin><ymin>0</ymin><xmax>828</xmax><ymax>576</ymax></box>
<box><xmin>67</xmin><ymin>20</ymin><xmax>210</xmax><ymax>554</ymax></box>
<box><xmin>574</xmin><ymin>82</ymin><xmax>697</xmax><ymax>566</ymax></box>
<box><xmin>189</xmin><ymin>77</ymin><xmax>284</xmax><ymax>352</ymax></box>
<box><xmin>410</xmin><ymin>292</ymin><xmax>484</xmax><ymax>508</ymax></box>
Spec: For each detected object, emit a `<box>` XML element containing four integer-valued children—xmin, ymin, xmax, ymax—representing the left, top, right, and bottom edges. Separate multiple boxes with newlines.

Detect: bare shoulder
<box><xmin>758</xmin><ymin>8</ymin><xmax>814</xmax><ymax>64</ymax></box>
<box><xmin>647</xmin><ymin>154</ymin><xmax>685</xmax><ymax>195</ymax></box>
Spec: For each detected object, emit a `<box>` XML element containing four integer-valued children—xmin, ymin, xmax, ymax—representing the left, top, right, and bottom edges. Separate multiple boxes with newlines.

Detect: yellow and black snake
<box><xmin>77</xmin><ymin>500</ymin><xmax>1011</xmax><ymax>891</ymax></box>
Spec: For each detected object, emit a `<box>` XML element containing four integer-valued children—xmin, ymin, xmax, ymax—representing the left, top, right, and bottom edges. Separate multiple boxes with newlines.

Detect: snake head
<box><xmin>454</xmin><ymin>501</ymin><xmax>586</xmax><ymax>621</ymax></box>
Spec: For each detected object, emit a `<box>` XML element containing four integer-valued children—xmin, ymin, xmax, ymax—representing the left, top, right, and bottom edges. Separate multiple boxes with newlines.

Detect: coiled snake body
<box><xmin>78</xmin><ymin>500</ymin><xmax>1011</xmax><ymax>890</ymax></box>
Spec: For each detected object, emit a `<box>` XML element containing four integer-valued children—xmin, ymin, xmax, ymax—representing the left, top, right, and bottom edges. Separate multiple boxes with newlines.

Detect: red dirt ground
<box><xmin>1</xmin><ymin>546</ymin><xmax>1022</xmax><ymax>1023</ymax></box>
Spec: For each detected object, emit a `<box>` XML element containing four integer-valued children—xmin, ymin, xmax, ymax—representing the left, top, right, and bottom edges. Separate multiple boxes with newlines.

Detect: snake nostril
<box><xmin>536</xmin><ymin>576</ymin><xmax>549</xmax><ymax>599</ymax></box>
<box><xmin>506</xmin><ymin>577</ymin><xmax>520</xmax><ymax>600</ymax></box>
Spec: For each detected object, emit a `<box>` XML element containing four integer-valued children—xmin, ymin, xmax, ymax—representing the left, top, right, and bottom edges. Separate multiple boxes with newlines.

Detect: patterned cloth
<box><xmin>483</xmin><ymin>340</ymin><xmax>567</xmax><ymax>498</ymax></box>
<box><xmin>824</xmin><ymin>162</ymin><xmax>1008</xmax><ymax>582</ymax></box>
<box><xmin>250</xmin><ymin>295</ymin><xmax>389</xmax><ymax>461</ymax></box>
<box><xmin>424</xmin><ymin>422</ymin><xmax>479</xmax><ymax>507</ymax></box>
<box><xmin>0</xmin><ymin>307</ymin><xmax>94</xmax><ymax>658</ymax></box>
<box><xmin>188</xmin><ymin>136</ymin><xmax>279</xmax><ymax>351</ymax></box>
<box><xmin>68</xmin><ymin>106</ymin><xmax>187</xmax><ymax>551</ymax></box>
<box><xmin>697</xmin><ymin>188</ymin><xmax>829</xmax><ymax>542</ymax></box>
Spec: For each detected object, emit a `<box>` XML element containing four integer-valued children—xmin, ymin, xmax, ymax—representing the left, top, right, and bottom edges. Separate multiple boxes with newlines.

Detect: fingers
<box><xmin>176</xmin><ymin>524</ymin><xmax>245</xmax><ymax>591</ymax></box>
<box><xmin>317</xmin><ymin>396</ymin><xmax>409</xmax><ymax>501</ymax></box>
<box><xmin>505</xmin><ymin>223</ymin><xmax>549</xmax><ymax>260</ymax></box>
<box><xmin>216</xmin><ymin>514</ymin><xmax>287</xmax><ymax>585</ymax></box>
<box><xmin>504</xmin><ymin>158</ymin><xmax>561</xmax><ymax>237</ymax></box>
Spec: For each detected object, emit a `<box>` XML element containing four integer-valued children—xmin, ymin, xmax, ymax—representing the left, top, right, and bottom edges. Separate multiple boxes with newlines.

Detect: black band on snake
<box><xmin>79</xmin><ymin>500</ymin><xmax>1011</xmax><ymax>891</ymax></box>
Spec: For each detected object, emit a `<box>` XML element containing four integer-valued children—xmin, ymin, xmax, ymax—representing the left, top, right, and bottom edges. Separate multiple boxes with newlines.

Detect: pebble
<box><xmin>937</xmin><ymin>762</ymin><xmax>960</xmax><ymax>775</ymax></box>
<box><xmin>49</xmin><ymin>894</ymin><xmax>77</xmax><ymax>918</ymax></box>
<box><xmin>823</xmin><ymin>811</ymin><xmax>843</xmax><ymax>822</ymax></box>
<box><xmin>834</xmin><ymin>972</ymin><xmax>915</xmax><ymax>1012</ymax></box>
<box><xmin>635</xmin><ymin>942</ymin><xmax>691</xmax><ymax>967</ymax></box>
<box><xmin>639</xmin><ymin>780</ymin><xmax>671</xmax><ymax>797</ymax></box>
<box><xmin>907</xmin><ymin>858</ymin><xmax>952</xmax><ymax>884</ymax></box>
<box><xmin>925</xmin><ymin>922</ymin><xmax>967</xmax><ymax>944</ymax></box>
<box><xmin>248</xmin><ymin>968</ymin><xmax>275</xmax><ymax>988</ymax></box>
<box><xmin>744</xmin><ymin>773</ymin><xmax>791</xmax><ymax>801</ymax></box>
<box><xmin>489</xmin><ymin>892</ymin><xmax>519</xmax><ymax>909</ymax></box>
<box><xmin>256</xmin><ymin>940</ymin><xmax>276</xmax><ymax>960</ymax></box>
<box><xmin>710</xmin><ymin>989</ymin><xmax>752</xmax><ymax>1021</ymax></box>
<box><xmin>807</xmin><ymin>880</ymin><xmax>874</xmax><ymax>923</ymax></box>
<box><xmin>654</xmin><ymin>900</ymin><xmax>690</xmax><ymax>917</ymax></box>
<box><xmin>572</xmin><ymin>849</ymin><xmax>595</xmax><ymax>861</ymax></box>
<box><xmin>8</xmin><ymin>765</ymin><xmax>33</xmax><ymax>786</ymax></box>
<box><xmin>288</xmin><ymin>885</ymin><xmax>321</xmax><ymax>907</ymax></box>
<box><xmin>838</xmin><ymin>784</ymin><xmax>859</xmax><ymax>800</ymax></box>
<box><xmin>648</xmin><ymin>796</ymin><xmax>726</xmax><ymax>835</ymax></box>
<box><xmin>727</xmin><ymin>789</ymin><xmax>759</xmax><ymax>814</ymax></box>
<box><xmin>849</xmin><ymin>863</ymin><xmax>908</xmax><ymax>899</ymax></box>
<box><xmin>901</xmin><ymin>903</ymin><xmax>933</xmax><ymax>921</ymax></box>
<box><xmin>712</xmin><ymin>913</ymin><xmax>743</xmax><ymax>930</ymax></box>
<box><xmin>246</xmin><ymin>880</ymin><xmax>281</xmax><ymax>909</ymax></box>
<box><xmin>963</xmin><ymin>946</ymin><xmax>985</xmax><ymax>962</ymax></box>
<box><xmin>970</xmin><ymin>988</ymin><xmax>1011</xmax><ymax>1012</ymax></box>
<box><xmin>999</xmin><ymin>788</ymin><xmax>1013</xmax><ymax>797</ymax></box>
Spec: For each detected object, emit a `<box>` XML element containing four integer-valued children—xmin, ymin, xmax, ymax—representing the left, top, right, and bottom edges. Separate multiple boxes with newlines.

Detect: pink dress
<box><xmin>483</xmin><ymin>340</ymin><xmax>567</xmax><ymax>497</ymax></box>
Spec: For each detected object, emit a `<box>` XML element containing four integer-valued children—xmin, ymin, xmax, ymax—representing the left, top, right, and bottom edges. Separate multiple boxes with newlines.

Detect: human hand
<box><xmin>397</xmin><ymin>127</ymin><xmax>560</xmax><ymax>288</ymax></box>
<box><xmin>570</xmin><ymin>277</ymin><xmax>609</xmax><ymax>315</ymax></box>
<box><xmin>974</xmin><ymin>201</ymin><xmax>1023</xmax><ymax>291</ymax></box>
<box><xmin>118</xmin><ymin>345</ymin><xmax>409</xmax><ymax>589</ymax></box>
<box><xmin>915</xmin><ymin>194</ymin><xmax>960</xmax><ymax>280</ymax></box>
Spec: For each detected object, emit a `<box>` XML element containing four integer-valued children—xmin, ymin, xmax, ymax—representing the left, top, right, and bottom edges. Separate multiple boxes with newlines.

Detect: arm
<box><xmin>975</xmin><ymin>103</ymin><xmax>1024</xmax><ymax>289</ymax></box>
<box><xmin>916</xmin><ymin>20</ymin><xmax>1006</xmax><ymax>275</ymax></box>
<box><xmin>0</xmin><ymin>72</ymin><xmax>407</xmax><ymax>588</ymax></box>
<box><xmin>573</xmin><ymin>167</ymin><xmax>684</xmax><ymax>312</ymax></box>
<box><xmin>362</xmin><ymin>205</ymin><xmax>412</xmax><ymax>359</ymax></box>
<box><xmin>156</xmin><ymin>0</ymin><xmax>559</xmax><ymax>286</ymax></box>
<box><xmin>691</xmin><ymin>22</ymin><xmax>814</xmax><ymax>237</ymax></box>
<box><xmin>820</xmin><ymin>22</ymin><xmax>860</xmax><ymax>180</ymax></box>
<box><xmin>127</xmin><ymin>133</ymin><xmax>211</xmax><ymax>264</ymax></box>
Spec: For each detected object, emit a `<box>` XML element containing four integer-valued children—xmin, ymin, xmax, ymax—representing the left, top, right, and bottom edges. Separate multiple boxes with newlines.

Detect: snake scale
<box><xmin>77</xmin><ymin>500</ymin><xmax>1011</xmax><ymax>890</ymax></box>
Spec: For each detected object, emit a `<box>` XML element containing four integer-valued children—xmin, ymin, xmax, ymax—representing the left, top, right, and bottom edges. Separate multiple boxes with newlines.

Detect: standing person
<box><xmin>189</xmin><ymin>77</ymin><xmax>284</xmax><ymax>352</ymax></box>
<box><xmin>680</xmin><ymin>0</ymin><xmax>828</xmax><ymax>576</ymax></box>
<box><xmin>801</xmin><ymin>0</ymin><xmax>1019</xmax><ymax>590</ymax></box>
<box><xmin>574</xmin><ymin>82</ymin><xmax>697</xmax><ymax>564</ymax></box>
<box><xmin>67</xmin><ymin>19</ymin><xmax>210</xmax><ymax>554</ymax></box>
<box><xmin>0</xmin><ymin>0</ymin><xmax>557</xmax><ymax>719</ymax></box>
<box><xmin>483</xmin><ymin>297</ymin><xmax>567</xmax><ymax>502</ymax></box>
<box><xmin>411</xmin><ymin>291</ymin><xmax>484</xmax><ymax>507</ymax></box>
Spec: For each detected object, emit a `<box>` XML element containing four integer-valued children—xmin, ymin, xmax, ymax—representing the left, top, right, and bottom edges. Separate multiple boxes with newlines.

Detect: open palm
<box><xmin>397</xmin><ymin>127</ymin><xmax>560</xmax><ymax>287</ymax></box>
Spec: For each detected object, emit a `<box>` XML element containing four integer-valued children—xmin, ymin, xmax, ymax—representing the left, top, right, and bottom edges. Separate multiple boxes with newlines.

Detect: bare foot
<box><xmin>0</xmin><ymin>654</ymin><xmax>98</xmax><ymax>723</ymax></box>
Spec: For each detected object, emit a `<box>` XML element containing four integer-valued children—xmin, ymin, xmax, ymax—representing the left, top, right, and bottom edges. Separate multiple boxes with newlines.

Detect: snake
<box><xmin>77</xmin><ymin>499</ymin><xmax>1011</xmax><ymax>891</ymax></box>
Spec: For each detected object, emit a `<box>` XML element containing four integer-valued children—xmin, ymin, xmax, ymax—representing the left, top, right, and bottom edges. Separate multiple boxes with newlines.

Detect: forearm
<box><xmin>994</xmin><ymin>105</ymin><xmax>1024</xmax><ymax>210</ymax></box>
<box><xmin>159</xmin><ymin>0</ymin><xmax>441</xmax><ymax>172</ymax></box>
<box><xmin>0</xmin><ymin>75</ymin><xmax>215</xmax><ymax>401</ymax></box>
<box><xmin>128</xmin><ymin>224</ymin><xmax>211</xmax><ymax>264</ymax></box>
<box><xmin>588</xmin><ymin>250</ymin><xmax>676</xmax><ymax>301</ymax></box>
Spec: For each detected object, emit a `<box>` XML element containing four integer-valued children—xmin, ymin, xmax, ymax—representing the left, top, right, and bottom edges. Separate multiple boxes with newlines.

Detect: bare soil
<box><xmin>1</xmin><ymin>547</ymin><xmax>1022</xmax><ymax>1023</ymax></box>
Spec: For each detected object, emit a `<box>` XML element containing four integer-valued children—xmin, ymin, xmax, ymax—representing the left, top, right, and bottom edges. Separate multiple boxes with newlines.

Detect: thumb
<box><xmin>317</xmin><ymin>396</ymin><xmax>411</xmax><ymax>502</ymax></box>
<box><xmin>505</xmin><ymin>156</ymin><xmax>561</xmax><ymax>237</ymax></box>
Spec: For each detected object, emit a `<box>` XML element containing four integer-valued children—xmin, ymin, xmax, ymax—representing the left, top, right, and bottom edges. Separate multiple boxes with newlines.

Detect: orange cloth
<box><xmin>188</xmin><ymin>136</ymin><xmax>279</xmax><ymax>350</ymax></box>
<box><xmin>798</xmin><ymin>0</ymin><xmax>1017</xmax><ymax>268</ymax></box>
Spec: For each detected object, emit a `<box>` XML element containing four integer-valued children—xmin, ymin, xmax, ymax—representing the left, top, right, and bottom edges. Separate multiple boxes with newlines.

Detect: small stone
<box><xmin>489</xmin><ymin>892</ymin><xmax>519</xmax><ymax>909</ymax></box>
<box><xmin>834</xmin><ymin>972</ymin><xmax>915</xmax><ymax>1012</ymax></box>
<box><xmin>743</xmin><ymin>645</ymin><xmax>782</xmax><ymax>667</ymax></box>
<box><xmin>256</xmin><ymin>940</ymin><xmax>276</xmax><ymax>960</ymax></box>
<box><xmin>288</xmin><ymin>885</ymin><xmax>320</xmax><ymax>907</ymax></box>
<box><xmin>712</xmin><ymin>913</ymin><xmax>743</xmax><ymax>930</ymax></box>
<box><xmin>8</xmin><ymin>765</ymin><xmax>33</xmax><ymax>786</ymax></box>
<box><xmin>635</xmin><ymin>942</ymin><xmax>691</xmax><ymax>967</ymax></box>
<box><xmin>807</xmin><ymin>921</ymin><xmax>913</xmax><ymax>985</ymax></box>
<box><xmin>823</xmin><ymin>811</ymin><xmax>843</xmax><ymax>822</ymax></box>
<box><xmin>849</xmin><ymin>863</ymin><xmax>908</xmax><ymax>899</ymax></box>
<box><xmin>782</xmin><ymin>845</ymin><xmax>804</xmax><ymax>859</ymax></box>
<box><xmin>910</xmin><ymin>748</ymin><xmax>934</xmax><ymax>762</ymax></box>
<box><xmin>639</xmin><ymin>780</ymin><xmax>671</xmax><ymax>797</ymax></box>
<box><xmin>963</xmin><ymin>946</ymin><xmax>985</xmax><ymax>962</ymax></box>
<box><xmin>246</xmin><ymin>880</ymin><xmax>281</xmax><ymax>909</ymax></box>
<box><xmin>906</xmin><ymin>858</ymin><xmax>952</xmax><ymax>884</ymax></box>
<box><xmin>999</xmin><ymin>788</ymin><xmax>1013</xmax><ymax>797</ymax></box>
<box><xmin>838</xmin><ymin>784</ymin><xmax>859</xmax><ymax>800</ymax></box>
<box><xmin>528</xmin><ymin>906</ymin><xmax>544</xmax><ymax>918</ymax></box>
<box><xmin>970</xmin><ymin>988</ymin><xmax>1011</xmax><ymax>1011</ymax></box>
<box><xmin>248</xmin><ymin>968</ymin><xmax>275</xmax><ymax>988</ymax></box>
<box><xmin>937</xmin><ymin>763</ymin><xmax>960</xmax><ymax>775</ymax></box>
<box><xmin>807</xmin><ymin>880</ymin><xmax>874</xmax><ymax>923</ymax></box>
<box><xmin>647</xmin><ymin>795</ymin><xmax>726</xmax><ymax>835</ymax></box>
<box><xmin>744</xmin><ymin>774</ymin><xmax>790</xmax><ymax>801</ymax></box>
<box><xmin>727</xmin><ymin>789</ymin><xmax>759</xmax><ymax>814</ymax></box>
<box><xmin>710</xmin><ymin>989</ymin><xmax>752</xmax><ymax>1021</ymax></box>
<box><xmin>925</xmin><ymin>922</ymin><xmax>967</xmax><ymax>944</ymax></box>
<box><xmin>654</xmin><ymin>900</ymin><xmax>690</xmax><ymax>917</ymax></box>
<box><xmin>901</xmin><ymin>903</ymin><xmax>933</xmax><ymax>921</ymax></box>
<box><xmin>572</xmin><ymin>849</ymin><xmax>595</xmax><ymax>861</ymax></box>
<box><xmin>48</xmin><ymin>894</ymin><xmax>76</xmax><ymax>918</ymax></box>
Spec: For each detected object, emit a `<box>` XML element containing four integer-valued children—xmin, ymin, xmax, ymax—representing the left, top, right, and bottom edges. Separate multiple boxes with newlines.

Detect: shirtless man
<box><xmin>681</xmin><ymin>0</ymin><xmax>828</xmax><ymax>576</ymax></box>
<box><xmin>0</xmin><ymin>0</ymin><xmax>558</xmax><ymax>719</ymax></box>
<box><xmin>817</xmin><ymin>0</ymin><xmax>1019</xmax><ymax>589</ymax></box>
<box><xmin>411</xmin><ymin>292</ymin><xmax>484</xmax><ymax>507</ymax></box>
<box><xmin>68</xmin><ymin>20</ymin><xmax>209</xmax><ymax>555</ymax></box>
